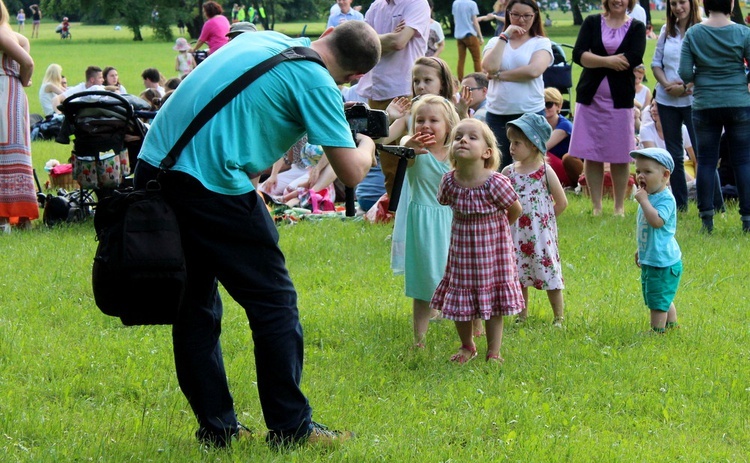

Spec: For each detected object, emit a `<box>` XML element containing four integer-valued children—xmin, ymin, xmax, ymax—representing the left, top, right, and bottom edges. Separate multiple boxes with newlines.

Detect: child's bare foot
<box><xmin>592</xmin><ymin>208</ymin><xmax>602</xmax><ymax>217</ymax></box>
<box><xmin>449</xmin><ymin>344</ymin><xmax>477</xmax><ymax>364</ymax></box>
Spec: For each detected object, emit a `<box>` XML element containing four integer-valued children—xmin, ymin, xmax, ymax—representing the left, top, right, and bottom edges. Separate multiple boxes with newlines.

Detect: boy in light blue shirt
<box><xmin>632</xmin><ymin>147</ymin><xmax>681</xmax><ymax>334</ymax></box>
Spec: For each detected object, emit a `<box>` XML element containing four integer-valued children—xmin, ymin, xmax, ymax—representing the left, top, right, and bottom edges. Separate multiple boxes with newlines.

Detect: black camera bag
<box><xmin>90</xmin><ymin>47</ymin><xmax>325</xmax><ymax>325</ymax></box>
<box><xmin>92</xmin><ymin>182</ymin><xmax>185</xmax><ymax>325</ymax></box>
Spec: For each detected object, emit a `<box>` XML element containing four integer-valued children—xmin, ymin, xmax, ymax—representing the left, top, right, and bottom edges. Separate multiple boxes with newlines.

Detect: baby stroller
<box><xmin>55</xmin><ymin>90</ymin><xmax>148</xmax><ymax>210</ymax></box>
<box><xmin>190</xmin><ymin>40</ymin><xmax>209</xmax><ymax>66</ymax></box>
<box><xmin>543</xmin><ymin>42</ymin><xmax>574</xmax><ymax>119</ymax></box>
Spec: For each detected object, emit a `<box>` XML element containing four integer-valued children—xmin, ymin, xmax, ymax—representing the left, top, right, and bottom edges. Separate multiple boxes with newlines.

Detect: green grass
<box><xmin>3</xmin><ymin>194</ymin><xmax>750</xmax><ymax>461</ymax></box>
<box><xmin>5</xmin><ymin>16</ymin><xmax>750</xmax><ymax>462</ymax></box>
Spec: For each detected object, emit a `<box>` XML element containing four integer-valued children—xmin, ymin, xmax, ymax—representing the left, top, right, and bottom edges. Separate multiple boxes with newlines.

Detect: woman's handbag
<box><xmin>91</xmin><ymin>47</ymin><xmax>326</xmax><ymax>325</ymax></box>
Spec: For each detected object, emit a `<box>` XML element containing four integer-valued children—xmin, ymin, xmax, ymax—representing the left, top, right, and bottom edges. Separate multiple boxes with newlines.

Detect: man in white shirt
<box><xmin>52</xmin><ymin>65</ymin><xmax>104</xmax><ymax>113</ymax></box>
<box><xmin>357</xmin><ymin>0</ymin><xmax>431</xmax><ymax>200</ymax></box>
<box><xmin>141</xmin><ymin>68</ymin><xmax>165</xmax><ymax>97</ymax></box>
<box><xmin>327</xmin><ymin>0</ymin><xmax>364</xmax><ymax>27</ymax></box>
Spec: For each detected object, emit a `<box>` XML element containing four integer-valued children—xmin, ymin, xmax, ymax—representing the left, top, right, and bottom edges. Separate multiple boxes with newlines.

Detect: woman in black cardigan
<box><xmin>568</xmin><ymin>0</ymin><xmax>645</xmax><ymax>216</ymax></box>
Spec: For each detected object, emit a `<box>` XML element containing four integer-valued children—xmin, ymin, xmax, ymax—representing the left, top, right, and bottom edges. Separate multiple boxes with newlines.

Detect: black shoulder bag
<box><xmin>92</xmin><ymin>47</ymin><xmax>325</xmax><ymax>326</ymax></box>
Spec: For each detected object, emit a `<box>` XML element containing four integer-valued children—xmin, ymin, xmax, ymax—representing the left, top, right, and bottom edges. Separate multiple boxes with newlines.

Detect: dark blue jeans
<box><xmin>658</xmin><ymin>103</ymin><xmax>722</xmax><ymax>212</ymax></box>
<box><xmin>693</xmin><ymin>107</ymin><xmax>750</xmax><ymax>220</ymax></box>
<box><xmin>134</xmin><ymin>162</ymin><xmax>312</xmax><ymax>445</ymax></box>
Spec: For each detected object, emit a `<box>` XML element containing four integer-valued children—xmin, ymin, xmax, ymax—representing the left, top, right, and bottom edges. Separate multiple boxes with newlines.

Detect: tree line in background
<box><xmin>3</xmin><ymin>0</ymin><xmax>746</xmax><ymax>42</ymax></box>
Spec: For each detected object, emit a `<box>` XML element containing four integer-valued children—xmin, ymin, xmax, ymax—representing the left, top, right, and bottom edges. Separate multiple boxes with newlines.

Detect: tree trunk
<box><xmin>572</xmin><ymin>2</ymin><xmax>584</xmax><ymax>26</ymax></box>
<box><xmin>188</xmin><ymin>0</ymin><xmax>204</xmax><ymax>40</ymax></box>
<box><xmin>267</xmin><ymin>1</ymin><xmax>275</xmax><ymax>31</ymax></box>
<box><xmin>731</xmin><ymin>1</ymin><xmax>745</xmax><ymax>25</ymax></box>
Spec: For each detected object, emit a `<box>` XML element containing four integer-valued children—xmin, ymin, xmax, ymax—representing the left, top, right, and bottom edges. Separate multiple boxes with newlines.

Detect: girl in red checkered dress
<box><xmin>431</xmin><ymin>118</ymin><xmax>524</xmax><ymax>363</ymax></box>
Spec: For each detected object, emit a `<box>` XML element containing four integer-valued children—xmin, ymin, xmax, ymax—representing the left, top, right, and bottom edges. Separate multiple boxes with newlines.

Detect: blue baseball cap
<box><xmin>630</xmin><ymin>147</ymin><xmax>674</xmax><ymax>172</ymax></box>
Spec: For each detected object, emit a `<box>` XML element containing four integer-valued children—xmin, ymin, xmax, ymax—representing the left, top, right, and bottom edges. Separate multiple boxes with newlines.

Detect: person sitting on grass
<box><xmin>632</xmin><ymin>147</ymin><xmax>681</xmax><ymax>334</ymax></box>
<box><xmin>141</xmin><ymin>67</ymin><xmax>165</xmax><ymax>96</ymax></box>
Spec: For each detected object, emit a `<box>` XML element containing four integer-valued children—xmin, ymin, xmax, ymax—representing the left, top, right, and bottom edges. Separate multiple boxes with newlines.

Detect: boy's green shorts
<box><xmin>641</xmin><ymin>261</ymin><xmax>682</xmax><ymax>312</ymax></box>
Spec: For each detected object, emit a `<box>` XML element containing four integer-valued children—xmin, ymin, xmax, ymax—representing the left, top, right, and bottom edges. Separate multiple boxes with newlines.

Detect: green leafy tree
<box><xmin>41</xmin><ymin>0</ymin><xmax>182</xmax><ymax>40</ymax></box>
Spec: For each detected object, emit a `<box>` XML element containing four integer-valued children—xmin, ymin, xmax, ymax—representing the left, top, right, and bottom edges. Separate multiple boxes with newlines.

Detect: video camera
<box><xmin>342</xmin><ymin>103</ymin><xmax>414</xmax><ymax>217</ymax></box>
<box><xmin>345</xmin><ymin>103</ymin><xmax>390</xmax><ymax>139</ymax></box>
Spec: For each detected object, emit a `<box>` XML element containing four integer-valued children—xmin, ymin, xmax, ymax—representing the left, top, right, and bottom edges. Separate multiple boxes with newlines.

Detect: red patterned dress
<box><xmin>506</xmin><ymin>164</ymin><xmax>564</xmax><ymax>291</ymax></box>
<box><xmin>0</xmin><ymin>52</ymin><xmax>38</xmax><ymax>222</ymax></box>
<box><xmin>431</xmin><ymin>171</ymin><xmax>525</xmax><ymax>321</ymax></box>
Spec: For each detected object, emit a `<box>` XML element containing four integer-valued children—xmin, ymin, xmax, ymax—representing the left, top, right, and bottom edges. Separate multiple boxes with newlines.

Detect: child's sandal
<box><xmin>450</xmin><ymin>345</ymin><xmax>477</xmax><ymax>364</ymax></box>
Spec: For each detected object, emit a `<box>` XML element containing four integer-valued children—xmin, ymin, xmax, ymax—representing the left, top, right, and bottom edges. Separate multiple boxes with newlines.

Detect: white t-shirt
<box><xmin>484</xmin><ymin>36</ymin><xmax>553</xmax><ymax>115</ymax></box>
<box><xmin>629</xmin><ymin>3</ymin><xmax>647</xmax><ymax>25</ymax></box>
<box><xmin>426</xmin><ymin>20</ymin><xmax>445</xmax><ymax>56</ymax></box>
<box><xmin>635</xmin><ymin>85</ymin><xmax>651</xmax><ymax>108</ymax></box>
<box><xmin>639</xmin><ymin>121</ymin><xmax>691</xmax><ymax>161</ymax></box>
<box><xmin>39</xmin><ymin>83</ymin><xmax>59</xmax><ymax>116</ymax></box>
<box><xmin>60</xmin><ymin>82</ymin><xmax>90</xmax><ymax>99</ymax></box>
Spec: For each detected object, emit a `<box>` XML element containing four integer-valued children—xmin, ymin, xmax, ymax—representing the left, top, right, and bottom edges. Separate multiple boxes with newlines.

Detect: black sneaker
<box><xmin>233</xmin><ymin>422</ymin><xmax>254</xmax><ymax>442</ymax></box>
<box><xmin>305</xmin><ymin>421</ymin><xmax>354</xmax><ymax>446</ymax></box>
<box><xmin>267</xmin><ymin>421</ymin><xmax>354</xmax><ymax>449</ymax></box>
<box><xmin>196</xmin><ymin>422</ymin><xmax>253</xmax><ymax>448</ymax></box>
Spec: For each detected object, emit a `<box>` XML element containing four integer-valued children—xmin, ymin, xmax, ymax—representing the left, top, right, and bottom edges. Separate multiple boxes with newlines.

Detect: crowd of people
<box><xmin>2</xmin><ymin>0</ymin><xmax>749</xmax><ymax>451</ymax></box>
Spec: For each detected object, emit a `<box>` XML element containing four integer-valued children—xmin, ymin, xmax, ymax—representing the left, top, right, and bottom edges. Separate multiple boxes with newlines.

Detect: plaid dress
<box><xmin>431</xmin><ymin>171</ymin><xmax>525</xmax><ymax>321</ymax></box>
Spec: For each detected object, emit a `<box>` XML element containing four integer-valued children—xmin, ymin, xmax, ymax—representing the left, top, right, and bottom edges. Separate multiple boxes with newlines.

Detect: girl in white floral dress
<box><xmin>502</xmin><ymin>113</ymin><xmax>568</xmax><ymax>326</ymax></box>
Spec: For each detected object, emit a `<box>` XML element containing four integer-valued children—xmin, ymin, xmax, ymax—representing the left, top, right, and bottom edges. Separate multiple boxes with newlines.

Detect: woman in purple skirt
<box><xmin>568</xmin><ymin>0</ymin><xmax>645</xmax><ymax>216</ymax></box>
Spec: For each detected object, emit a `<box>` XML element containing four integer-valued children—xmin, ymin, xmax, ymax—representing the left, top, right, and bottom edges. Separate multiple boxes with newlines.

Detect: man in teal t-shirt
<box><xmin>134</xmin><ymin>21</ymin><xmax>381</xmax><ymax>448</ymax></box>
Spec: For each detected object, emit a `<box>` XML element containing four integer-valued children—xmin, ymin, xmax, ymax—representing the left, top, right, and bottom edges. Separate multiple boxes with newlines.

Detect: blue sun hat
<box><xmin>506</xmin><ymin>113</ymin><xmax>552</xmax><ymax>154</ymax></box>
<box><xmin>630</xmin><ymin>147</ymin><xmax>674</xmax><ymax>172</ymax></box>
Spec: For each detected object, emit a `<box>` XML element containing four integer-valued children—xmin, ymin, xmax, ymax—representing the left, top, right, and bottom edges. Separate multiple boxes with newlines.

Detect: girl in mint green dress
<box><xmin>400</xmin><ymin>96</ymin><xmax>460</xmax><ymax>348</ymax></box>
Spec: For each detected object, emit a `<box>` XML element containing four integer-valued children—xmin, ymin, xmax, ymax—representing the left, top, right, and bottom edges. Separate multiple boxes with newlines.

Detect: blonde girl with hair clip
<box><xmin>38</xmin><ymin>63</ymin><xmax>64</xmax><ymax>116</ymax></box>
<box><xmin>502</xmin><ymin>113</ymin><xmax>567</xmax><ymax>325</ymax></box>
<box><xmin>431</xmin><ymin>118</ymin><xmax>524</xmax><ymax>363</ymax></box>
<box><xmin>397</xmin><ymin>95</ymin><xmax>460</xmax><ymax>348</ymax></box>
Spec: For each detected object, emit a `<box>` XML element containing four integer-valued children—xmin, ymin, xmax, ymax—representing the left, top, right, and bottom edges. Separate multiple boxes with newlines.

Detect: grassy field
<box><xmin>4</xmin><ymin>12</ymin><xmax>750</xmax><ymax>463</ymax></box>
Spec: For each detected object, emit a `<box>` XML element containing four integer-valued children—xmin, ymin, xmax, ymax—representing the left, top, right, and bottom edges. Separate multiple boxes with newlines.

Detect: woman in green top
<box><xmin>679</xmin><ymin>0</ymin><xmax>750</xmax><ymax>233</ymax></box>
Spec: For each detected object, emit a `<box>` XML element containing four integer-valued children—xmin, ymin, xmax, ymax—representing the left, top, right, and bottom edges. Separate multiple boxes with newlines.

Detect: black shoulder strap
<box><xmin>160</xmin><ymin>46</ymin><xmax>325</xmax><ymax>169</ymax></box>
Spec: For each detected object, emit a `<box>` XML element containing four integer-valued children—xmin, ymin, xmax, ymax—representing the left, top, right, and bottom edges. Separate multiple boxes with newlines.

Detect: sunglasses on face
<box><xmin>545</xmin><ymin>101</ymin><xmax>556</xmax><ymax>109</ymax></box>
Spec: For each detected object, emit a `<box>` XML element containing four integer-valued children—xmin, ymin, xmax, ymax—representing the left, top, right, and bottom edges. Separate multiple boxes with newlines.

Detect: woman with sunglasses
<box><xmin>568</xmin><ymin>0</ymin><xmax>645</xmax><ymax>216</ymax></box>
<box><xmin>544</xmin><ymin>87</ymin><xmax>582</xmax><ymax>189</ymax></box>
<box><xmin>481</xmin><ymin>0</ymin><xmax>553</xmax><ymax>170</ymax></box>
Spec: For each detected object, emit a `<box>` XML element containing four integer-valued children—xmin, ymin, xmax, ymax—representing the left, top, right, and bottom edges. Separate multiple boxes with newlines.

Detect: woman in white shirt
<box><xmin>650</xmin><ymin>0</ymin><xmax>700</xmax><ymax>211</ymax></box>
<box><xmin>38</xmin><ymin>63</ymin><xmax>65</xmax><ymax>116</ymax></box>
<box><xmin>482</xmin><ymin>0</ymin><xmax>552</xmax><ymax>169</ymax></box>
